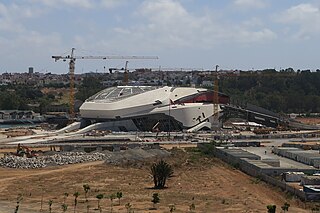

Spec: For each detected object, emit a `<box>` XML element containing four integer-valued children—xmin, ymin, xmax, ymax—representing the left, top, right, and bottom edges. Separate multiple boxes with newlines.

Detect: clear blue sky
<box><xmin>1</xmin><ymin>0</ymin><xmax>320</xmax><ymax>73</ymax></box>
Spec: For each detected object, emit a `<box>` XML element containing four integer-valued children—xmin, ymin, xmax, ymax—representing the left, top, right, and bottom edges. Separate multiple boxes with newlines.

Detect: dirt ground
<box><xmin>296</xmin><ymin>117</ymin><xmax>320</xmax><ymax>125</ymax></box>
<box><xmin>0</xmin><ymin>149</ymin><xmax>312</xmax><ymax>213</ymax></box>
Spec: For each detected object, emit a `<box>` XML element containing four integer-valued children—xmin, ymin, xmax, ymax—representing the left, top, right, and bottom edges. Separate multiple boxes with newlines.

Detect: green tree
<box><xmin>96</xmin><ymin>194</ymin><xmax>104</xmax><ymax>212</ymax></box>
<box><xmin>109</xmin><ymin>193</ymin><xmax>116</xmax><ymax>213</ymax></box>
<box><xmin>116</xmin><ymin>191</ymin><xmax>123</xmax><ymax>205</ymax></box>
<box><xmin>151</xmin><ymin>193</ymin><xmax>160</xmax><ymax>209</ymax></box>
<box><xmin>150</xmin><ymin>160</ymin><xmax>174</xmax><ymax>189</ymax></box>
<box><xmin>63</xmin><ymin>192</ymin><xmax>69</xmax><ymax>205</ymax></box>
<box><xmin>48</xmin><ymin>200</ymin><xmax>53</xmax><ymax>213</ymax></box>
<box><xmin>73</xmin><ymin>192</ymin><xmax>80</xmax><ymax>213</ymax></box>
<box><xmin>125</xmin><ymin>202</ymin><xmax>132</xmax><ymax>213</ymax></box>
<box><xmin>83</xmin><ymin>184</ymin><xmax>90</xmax><ymax>213</ymax></box>
<box><xmin>267</xmin><ymin>204</ymin><xmax>276</xmax><ymax>213</ymax></box>
<box><xmin>281</xmin><ymin>202</ymin><xmax>290</xmax><ymax>212</ymax></box>
<box><xmin>61</xmin><ymin>204</ymin><xmax>68</xmax><ymax>212</ymax></box>
<box><xmin>169</xmin><ymin>204</ymin><xmax>176</xmax><ymax>212</ymax></box>
<box><xmin>75</xmin><ymin>76</ymin><xmax>104</xmax><ymax>101</ymax></box>
<box><xmin>189</xmin><ymin>203</ymin><xmax>196</xmax><ymax>212</ymax></box>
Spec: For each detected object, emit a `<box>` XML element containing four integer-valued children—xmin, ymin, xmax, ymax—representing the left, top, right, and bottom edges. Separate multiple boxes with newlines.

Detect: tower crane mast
<box><xmin>212</xmin><ymin>65</ymin><xmax>219</xmax><ymax>129</ymax></box>
<box><xmin>52</xmin><ymin>48</ymin><xmax>158</xmax><ymax>120</ymax></box>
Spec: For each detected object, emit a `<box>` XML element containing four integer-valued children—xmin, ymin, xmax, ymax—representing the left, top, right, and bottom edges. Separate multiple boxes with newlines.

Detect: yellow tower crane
<box><xmin>52</xmin><ymin>48</ymin><xmax>158</xmax><ymax>120</ymax></box>
<box><xmin>212</xmin><ymin>65</ymin><xmax>219</xmax><ymax>129</ymax></box>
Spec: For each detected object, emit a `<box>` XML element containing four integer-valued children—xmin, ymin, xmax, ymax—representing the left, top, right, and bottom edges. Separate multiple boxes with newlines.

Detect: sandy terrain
<box><xmin>0</xmin><ymin>150</ymin><xmax>310</xmax><ymax>213</ymax></box>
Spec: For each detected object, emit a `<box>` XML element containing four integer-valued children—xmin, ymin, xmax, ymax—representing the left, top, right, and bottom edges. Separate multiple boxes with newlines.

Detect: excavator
<box><xmin>15</xmin><ymin>144</ymin><xmax>37</xmax><ymax>158</ymax></box>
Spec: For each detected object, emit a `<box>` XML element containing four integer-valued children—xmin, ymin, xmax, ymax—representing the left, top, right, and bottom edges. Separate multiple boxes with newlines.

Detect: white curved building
<box><xmin>79</xmin><ymin>86</ymin><xmax>229</xmax><ymax>132</ymax></box>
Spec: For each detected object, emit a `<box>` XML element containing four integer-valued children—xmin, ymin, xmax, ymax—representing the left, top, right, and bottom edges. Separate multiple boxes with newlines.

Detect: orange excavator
<box><xmin>15</xmin><ymin>144</ymin><xmax>37</xmax><ymax>158</ymax></box>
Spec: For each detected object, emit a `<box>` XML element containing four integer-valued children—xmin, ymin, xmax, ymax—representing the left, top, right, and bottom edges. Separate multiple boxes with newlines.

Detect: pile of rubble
<box><xmin>43</xmin><ymin>152</ymin><xmax>105</xmax><ymax>166</ymax></box>
<box><xmin>0</xmin><ymin>155</ymin><xmax>46</xmax><ymax>169</ymax></box>
<box><xmin>0</xmin><ymin>148</ymin><xmax>171</xmax><ymax>169</ymax></box>
<box><xmin>0</xmin><ymin>152</ymin><xmax>106</xmax><ymax>169</ymax></box>
<box><xmin>104</xmin><ymin>148</ymin><xmax>171</xmax><ymax>165</ymax></box>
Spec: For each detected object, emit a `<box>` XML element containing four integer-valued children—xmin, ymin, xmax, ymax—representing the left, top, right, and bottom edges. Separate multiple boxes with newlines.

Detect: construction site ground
<box><xmin>296</xmin><ymin>117</ymin><xmax>320</xmax><ymax>125</ymax></box>
<box><xmin>0</xmin><ymin>149</ymin><xmax>312</xmax><ymax>213</ymax></box>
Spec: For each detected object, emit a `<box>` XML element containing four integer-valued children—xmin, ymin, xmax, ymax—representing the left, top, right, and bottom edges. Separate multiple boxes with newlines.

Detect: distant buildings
<box><xmin>0</xmin><ymin>68</ymin><xmax>240</xmax><ymax>88</ymax></box>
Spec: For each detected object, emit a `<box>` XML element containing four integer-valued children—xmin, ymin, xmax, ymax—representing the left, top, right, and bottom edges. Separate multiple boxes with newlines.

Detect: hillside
<box><xmin>0</xmin><ymin>149</ymin><xmax>309</xmax><ymax>213</ymax></box>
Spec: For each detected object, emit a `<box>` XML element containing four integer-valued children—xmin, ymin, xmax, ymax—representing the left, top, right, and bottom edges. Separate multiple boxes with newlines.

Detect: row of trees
<box><xmin>0</xmin><ymin>85</ymin><xmax>54</xmax><ymax>111</ymax></box>
<box><xmin>0</xmin><ymin>76</ymin><xmax>103</xmax><ymax>111</ymax></box>
<box><xmin>220</xmin><ymin>69</ymin><xmax>320</xmax><ymax>113</ymax></box>
<box><xmin>1</xmin><ymin>69</ymin><xmax>320</xmax><ymax>114</ymax></box>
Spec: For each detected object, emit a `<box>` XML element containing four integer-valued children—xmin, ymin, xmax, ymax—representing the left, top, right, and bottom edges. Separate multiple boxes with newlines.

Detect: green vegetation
<box><xmin>75</xmin><ymin>76</ymin><xmax>104</xmax><ymax>101</ymax></box>
<box><xmin>150</xmin><ymin>160</ymin><xmax>174</xmax><ymax>189</ymax></box>
<box><xmin>151</xmin><ymin>193</ymin><xmax>160</xmax><ymax>209</ymax></box>
<box><xmin>96</xmin><ymin>194</ymin><xmax>104</xmax><ymax>212</ymax></box>
<box><xmin>2</xmin><ymin>70</ymin><xmax>320</xmax><ymax>114</ymax></box>
<box><xmin>281</xmin><ymin>202</ymin><xmax>290</xmax><ymax>212</ymax></box>
<box><xmin>169</xmin><ymin>204</ymin><xmax>176</xmax><ymax>212</ymax></box>
<box><xmin>0</xmin><ymin>85</ymin><xmax>50</xmax><ymax>111</ymax></box>
<box><xmin>48</xmin><ymin>199</ymin><xmax>53</xmax><ymax>213</ymax></box>
<box><xmin>61</xmin><ymin>203</ymin><xmax>68</xmax><ymax>212</ymax></box>
<box><xmin>220</xmin><ymin>69</ymin><xmax>320</xmax><ymax>113</ymax></box>
<box><xmin>125</xmin><ymin>202</ymin><xmax>132</xmax><ymax>213</ymax></box>
<box><xmin>83</xmin><ymin>184</ymin><xmax>90</xmax><ymax>213</ymax></box>
<box><xmin>267</xmin><ymin>204</ymin><xmax>277</xmax><ymax>213</ymax></box>
<box><xmin>63</xmin><ymin>192</ymin><xmax>68</xmax><ymax>205</ymax></box>
<box><xmin>189</xmin><ymin>203</ymin><xmax>196</xmax><ymax>212</ymax></box>
<box><xmin>73</xmin><ymin>192</ymin><xmax>80</xmax><ymax>213</ymax></box>
<box><xmin>109</xmin><ymin>193</ymin><xmax>116</xmax><ymax>213</ymax></box>
<box><xmin>116</xmin><ymin>191</ymin><xmax>123</xmax><ymax>205</ymax></box>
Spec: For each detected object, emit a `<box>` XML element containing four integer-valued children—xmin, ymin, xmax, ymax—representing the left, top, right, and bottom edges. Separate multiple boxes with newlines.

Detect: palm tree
<box><xmin>73</xmin><ymin>192</ymin><xmax>80</xmax><ymax>213</ymax></box>
<box><xmin>83</xmin><ymin>184</ymin><xmax>91</xmax><ymax>213</ymax></box>
<box><xmin>169</xmin><ymin>204</ymin><xmax>176</xmax><ymax>212</ymax></box>
<box><xmin>189</xmin><ymin>203</ymin><xmax>196</xmax><ymax>212</ymax></box>
<box><xmin>116</xmin><ymin>191</ymin><xmax>123</xmax><ymax>205</ymax></box>
<box><xmin>83</xmin><ymin>184</ymin><xmax>90</xmax><ymax>201</ymax></box>
<box><xmin>63</xmin><ymin>193</ymin><xmax>69</xmax><ymax>205</ymax></box>
<box><xmin>61</xmin><ymin>204</ymin><xmax>68</xmax><ymax>213</ymax></box>
<box><xmin>150</xmin><ymin>160</ymin><xmax>174</xmax><ymax>189</ymax></box>
<box><xmin>267</xmin><ymin>204</ymin><xmax>276</xmax><ymax>213</ymax></box>
<box><xmin>281</xmin><ymin>202</ymin><xmax>290</xmax><ymax>212</ymax></box>
<box><xmin>125</xmin><ymin>203</ymin><xmax>132</xmax><ymax>213</ymax></box>
<box><xmin>151</xmin><ymin>193</ymin><xmax>160</xmax><ymax>210</ymax></box>
<box><xmin>110</xmin><ymin>193</ymin><xmax>116</xmax><ymax>213</ymax></box>
<box><xmin>48</xmin><ymin>200</ymin><xmax>53</xmax><ymax>213</ymax></box>
<box><xmin>96</xmin><ymin>194</ymin><xmax>104</xmax><ymax>213</ymax></box>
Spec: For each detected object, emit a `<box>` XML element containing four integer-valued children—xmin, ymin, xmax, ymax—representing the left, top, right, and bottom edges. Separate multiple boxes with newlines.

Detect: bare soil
<box><xmin>296</xmin><ymin>117</ymin><xmax>320</xmax><ymax>125</ymax></box>
<box><xmin>0</xmin><ymin>149</ymin><xmax>311</xmax><ymax>213</ymax></box>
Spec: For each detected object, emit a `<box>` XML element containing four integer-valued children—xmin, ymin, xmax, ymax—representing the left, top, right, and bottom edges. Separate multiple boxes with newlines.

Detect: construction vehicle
<box><xmin>52</xmin><ymin>48</ymin><xmax>158</xmax><ymax>120</ymax></box>
<box><xmin>15</xmin><ymin>144</ymin><xmax>38</xmax><ymax>158</ymax></box>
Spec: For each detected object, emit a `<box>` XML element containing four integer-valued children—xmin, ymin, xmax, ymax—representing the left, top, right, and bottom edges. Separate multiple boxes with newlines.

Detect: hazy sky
<box><xmin>1</xmin><ymin>0</ymin><xmax>320</xmax><ymax>73</ymax></box>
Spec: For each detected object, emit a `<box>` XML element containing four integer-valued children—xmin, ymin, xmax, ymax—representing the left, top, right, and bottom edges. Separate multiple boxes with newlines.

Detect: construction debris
<box><xmin>0</xmin><ymin>148</ymin><xmax>171</xmax><ymax>169</ymax></box>
<box><xmin>104</xmin><ymin>148</ymin><xmax>171</xmax><ymax>165</ymax></box>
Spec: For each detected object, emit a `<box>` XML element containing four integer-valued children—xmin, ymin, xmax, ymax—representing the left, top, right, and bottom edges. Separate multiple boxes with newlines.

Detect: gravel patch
<box><xmin>0</xmin><ymin>148</ymin><xmax>171</xmax><ymax>169</ymax></box>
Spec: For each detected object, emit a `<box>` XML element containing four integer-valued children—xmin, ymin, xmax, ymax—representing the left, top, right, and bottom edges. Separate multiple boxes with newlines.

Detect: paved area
<box><xmin>243</xmin><ymin>146</ymin><xmax>316</xmax><ymax>169</ymax></box>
